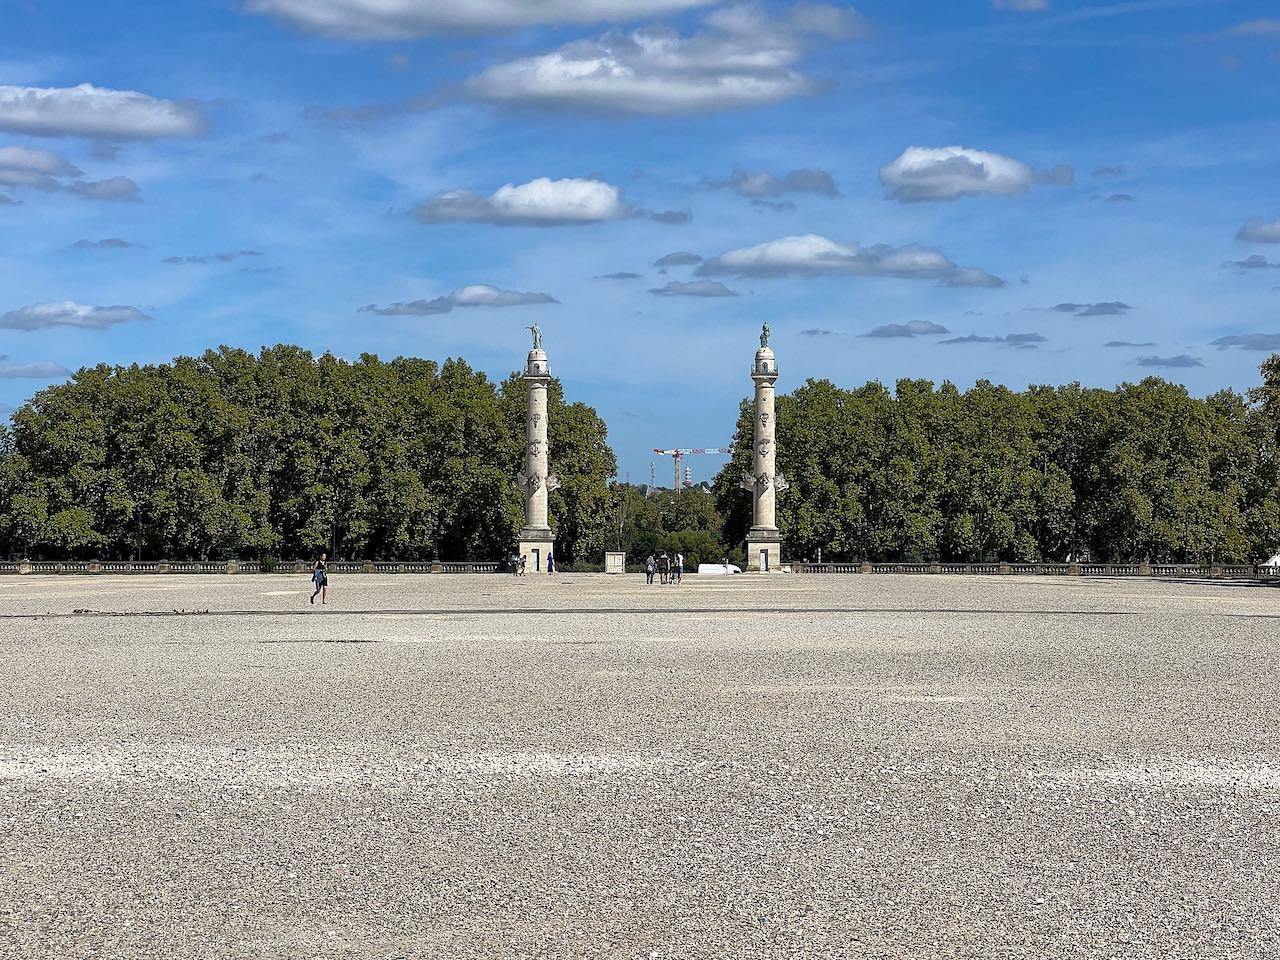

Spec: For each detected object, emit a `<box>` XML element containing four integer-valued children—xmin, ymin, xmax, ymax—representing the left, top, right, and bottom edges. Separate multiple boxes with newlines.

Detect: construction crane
<box><xmin>652</xmin><ymin>447</ymin><xmax>732</xmax><ymax>493</ymax></box>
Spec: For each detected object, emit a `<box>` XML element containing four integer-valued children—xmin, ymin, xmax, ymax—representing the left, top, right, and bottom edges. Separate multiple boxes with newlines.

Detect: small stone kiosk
<box><xmin>516</xmin><ymin>325</ymin><xmax>559</xmax><ymax>572</ymax></box>
<box><xmin>741</xmin><ymin>323</ymin><xmax>789</xmax><ymax>572</ymax></box>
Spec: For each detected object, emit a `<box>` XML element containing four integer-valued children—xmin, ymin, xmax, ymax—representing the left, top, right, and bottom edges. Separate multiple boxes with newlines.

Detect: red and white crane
<box><xmin>652</xmin><ymin>447</ymin><xmax>732</xmax><ymax>493</ymax></box>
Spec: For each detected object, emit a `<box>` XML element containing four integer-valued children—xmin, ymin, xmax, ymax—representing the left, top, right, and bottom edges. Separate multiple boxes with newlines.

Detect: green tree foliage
<box><xmin>715</xmin><ymin>364</ymin><xmax>1280</xmax><ymax>564</ymax></box>
<box><xmin>0</xmin><ymin>346</ymin><xmax>615</xmax><ymax>562</ymax></box>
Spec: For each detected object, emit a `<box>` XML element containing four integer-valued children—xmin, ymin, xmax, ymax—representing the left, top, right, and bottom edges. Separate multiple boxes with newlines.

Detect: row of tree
<box><xmin>2</xmin><ymin>346</ymin><xmax>1279</xmax><ymax>564</ymax></box>
<box><xmin>714</xmin><ymin>360</ymin><xmax>1280</xmax><ymax>563</ymax></box>
<box><xmin>0</xmin><ymin>346</ymin><xmax>615</xmax><ymax>564</ymax></box>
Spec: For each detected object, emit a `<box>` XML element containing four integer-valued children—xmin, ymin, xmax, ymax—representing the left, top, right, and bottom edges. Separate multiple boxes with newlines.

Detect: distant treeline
<box><xmin>715</xmin><ymin>358</ymin><xmax>1280</xmax><ymax>564</ymax></box>
<box><xmin>0</xmin><ymin>346</ymin><xmax>616</xmax><ymax>563</ymax></box>
<box><xmin>4</xmin><ymin>346</ymin><xmax>1280</xmax><ymax>565</ymax></box>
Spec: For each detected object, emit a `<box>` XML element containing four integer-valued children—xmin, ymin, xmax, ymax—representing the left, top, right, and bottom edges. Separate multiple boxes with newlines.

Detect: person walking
<box><xmin>519</xmin><ymin>554</ymin><xmax>527</xmax><ymax>576</ymax></box>
<box><xmin>310</xmin><ymin>553</ymin><xmax>329</xmax><ymax>605</ymax></box>
<box><xmin>674</xmin><ymin>552</ymin><xmax>684</xmax><ymax>585</ymax></box>
<box><xmin>645</xmin><ymin>554</ymin><xmax>656</xmax><ymax>585</ymax></box>
<box><xmin>657</xmin><ymin>552</ymin><xmax>670</xmax><ymax>585</ymax></box>
<box><xmin>547</xmin><ymin>553</ymin><xmax>556</xmax><ymax>575</ymax></box>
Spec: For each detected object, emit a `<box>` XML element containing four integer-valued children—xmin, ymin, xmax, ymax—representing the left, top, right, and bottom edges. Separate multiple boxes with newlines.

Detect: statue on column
<box><xmin>528</xmin><ymin>324</ymin><xmax>543</xmax><ymax>350</ymax></box>
<box><xmin>760</xmin><ymin>322</ymin><xmax>770</xmax><ymax>348</ymax></box>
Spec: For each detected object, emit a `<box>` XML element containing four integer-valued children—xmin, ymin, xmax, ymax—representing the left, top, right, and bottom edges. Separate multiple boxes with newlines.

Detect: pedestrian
<box><xmin>519</xmin><ymin>554</ymin><xmax>528</xmax><ymax>576</ymax></box>
<box><xmin>645</xmin><ymin>554</ymin><xmax>656</xmax><ymax>585</ymax></box>
<box><xmin>310</xmin><ymin>553</ymin><xmax>329</xmax><ymax>605</ymax></box>
<box><xmin>674</xmin><ymin>551</ymin><xmax>684</xmax><ymax>585</ymax></box>
<box><xmin>658</xmin><ymin>552</ymin><xmax>670</xmax><ymax>585</ymax></box>
<box><xmin>547</xmin><ymin>553</ymin><xmax>556</xmax><ymax>575</ymax></box>
<box><xmin>511</xmin><ymin>552</ymin><xmax>521</xmax><ymax>577</ymax></box>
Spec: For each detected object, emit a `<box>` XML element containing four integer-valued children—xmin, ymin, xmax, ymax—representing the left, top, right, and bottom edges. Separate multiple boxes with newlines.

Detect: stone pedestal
<box><xmin>515</xmin><ymin>341</ymin><xmax>559</xmax><ymax>574</ymax></box>
<box><xmin>605</xmin><ymin>552</ymin><xmax>626</xmax><ymax>575</ymax></box>
<box><xmin>746</xmin><ymin>529</ymin><xmax>782</xmax><ymax>574</ymax></box>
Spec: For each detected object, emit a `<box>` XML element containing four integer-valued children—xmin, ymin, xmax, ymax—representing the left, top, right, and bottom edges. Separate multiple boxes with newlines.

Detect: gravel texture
<box><xmin>1</xmin><ymin>572</ymin><xmax>1279</xmax><ymax>958</ymax></box>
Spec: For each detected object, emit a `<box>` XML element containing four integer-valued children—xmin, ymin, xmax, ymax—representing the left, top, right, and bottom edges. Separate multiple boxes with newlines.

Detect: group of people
<box><xmin>510</xmin><ymin>553</ymin><xmax>555</xmax><ymax>576</ymax></box>
<box><xmin>644</xmin><ymin>552</ymin><xmax>684</xmax><ymax>585</ymax></box>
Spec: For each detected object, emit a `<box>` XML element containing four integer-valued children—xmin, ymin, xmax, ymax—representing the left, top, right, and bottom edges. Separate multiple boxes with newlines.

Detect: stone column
<box><xmin>741</xmin><ymin>327</ymin><xmax>788</xmax><ymax>572</ymax></box>
<box><xmin>516</xmin><ymin>334</ymin><xmax>559</xmax><ymax>573</ymax></box>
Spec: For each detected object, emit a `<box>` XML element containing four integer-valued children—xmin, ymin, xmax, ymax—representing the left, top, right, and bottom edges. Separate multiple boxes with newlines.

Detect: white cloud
<box><xmin>245</xmin><ymin>0</ymin><xmax>715</xmax><ymax>39</ymax></box>
<box><xmin>450</xmin><ymin>284</ymin><xmax>557</xmax><ymax>307</ymax></box>
<box><xmin>0</xmin><ymin>146</ymin><xmax>80</xmax><ymax>176</ymax></box>
<box><xmin>0</xmin><ymin>361</ymin><xmax>71</xmax><ymax>379</ymax></box>
<box><xmin>0</xmin><ymin>301</ymin><xmax>150</xmax><ymax>330</ymax></box>
<box><xmin>697</xmin><ymin>234</ymin><xmax>959</xmax><ymax>280</ymax></box>
<box><xmin>1239</xmin><ymin>218</ymin><xmax>1280</xmax><ymax>244</ymax></box>
<box><xmin>466</xmin><ymin>5</ymin><xmax>864</xmax><ymax>115</ymax></box>
<box><xmin>993</xmin><ymin>0</ymin><xmax>1049</xmax><ymax>10</ymax></box>
<box><xmin>880</xmin><ymin>146</ymin><xmax>1035</xmax><ymax>202</ymax></box>
<box><xmin>649</xmin><ymin>280</ymin><xmax>737</xmax><ymax>297</ymax></box>
<box><xmin>68</xmin><ymin>176</ymin><xmax>142</xmax><ymax>202</ymax></box>
<box><xmin>0</xmin><ymin>145</ymin><xmax>81</xmax><ymax>190</ymax></box>
<box><xmin>0</xmin><ymin>84</ymin><xmax>204</xmax><ymax>139</ymax></box>
<box><xmin>360</xmin><ymin>284</ymin><xmax>558</xmax><ymax>315</ymax></box>
<box><xmin>415</xmin><ymin>177</ymin><xmax>631</xmax><ymax>226</ymax></box>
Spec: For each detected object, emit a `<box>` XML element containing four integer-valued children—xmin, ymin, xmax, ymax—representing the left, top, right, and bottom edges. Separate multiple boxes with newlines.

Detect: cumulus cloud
<box><xmin>696</xmin><ymin>233</ymin><xmax>997</xmax><ymax>287</ymax></box>
<box><xmin>715</xmin><ymin>168</ymin><xmax>839</xmax><ymax>199</ymax></box>
<box><xmin>359</xmin><ymin>284</ymin><xmax>557</xmax><ymax>316</ymax></box>
<box><xmin>1238</xmin><ymin>218</ymin><xmax>1280</xmax><ymax>244</ymax></box>
<box><xmin>67</xmin><ymin>176</ymin><xmax>142</xmax><ymax>202</ymax></box>
<box><xmin>942</xmin><ymin>332</ymin><xmax>1046</xmax><ymax>346</ymax></box>
<box><xmin>1135</xmin><ymin>355</ymin><xmax>1203</xmax><ymax>369</ymax></box>
<box><xmin>164</xmin><ymin>250</ymin><xmax>264</xmax><ymax>265</ymax></box>
<box><xmin>650</xmin><ymin>209</ymin><xmax>691</xmax><ymax>224</ymax></box>
<box><xmin>1211</xmin><ymin>334</ymin><xmax>1280</xmax><ymax>351</ymax></box>
<box><xmin>465</xmin><ymin>5</ymin><xmax>865</xmax><ymax>115</ymax></box>
<box><xmin>0</xmin><ymin>84</ymin><xmax>204</xmax><ymax>139</ymax></box>
<box><xmin>415</xmin><ymin>177</ymin><xmax>631</xmax><ymax>226</ymax></box>
<box><xmin>450</xmin><ymin>284</ymin><xmax>557</xmax><ymax>307</ymax></box>
<box><xmin>864</xmin><ymin>320</ymin><xmax>950</xmax><ymax>339</ymax></box>
<box><xmin>654</xmin><ymin>251</ymin><xmax>703</xmax><ymax>267</ymax></box>
<box><xmin>1053</xmin><ymin>301</ymin><xmax>1132</xmax><ymax>317</ymax></box>
<box><xmin>1105</xmin><ymin>340</ymin><xmax>1155</xmax><ymax>348</ymax></box>
<box><xmin>0</xmin><ymin>301</ymin><xmax>150</xmax><ymax>331</ymax></box>
<box><xmin>0</xmin><ymin>145</ymin><xmax>81</xmax><ymax>190</ymax></box>
<box><xmin>649</xmin><ymin>280</ymin><xmax>737</xmax><ymax>297</ymax></box>
<box><xmin>597</xmin><ymin>271</ymin><xmax>643</xmax><ymax>280</ymax></box>
<box><xmin>0</xmin><ymin>361</ymin><xmax>71</xmax><ymax>379</ymax></box>
<box><xmin>245</xmin><ymin>0</ymin><xmax>716</xmax><ymax>38</ymax></box>
<box><xmin>74</xmin><ymin>238</ymin><xmax>134</xmax><ymax>249</ymax></box>
<box><xmin>881</xmin><ymin>146</ymin><xmax>1040</xmax><ymax>202</ymax></box>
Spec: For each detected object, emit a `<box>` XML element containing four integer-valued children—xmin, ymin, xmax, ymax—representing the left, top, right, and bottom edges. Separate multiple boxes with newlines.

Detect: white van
<box><xmin>697</xmin><ymin>563</ymin><xmax>742</xmax><ymax>576</ymax></box>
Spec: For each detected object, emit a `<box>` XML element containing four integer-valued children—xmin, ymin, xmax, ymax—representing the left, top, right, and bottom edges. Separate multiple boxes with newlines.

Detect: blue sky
<box><xmin>1</xmin><ymin>0</ymin><xmax>1278</xmax><ymax>483</ymax></box>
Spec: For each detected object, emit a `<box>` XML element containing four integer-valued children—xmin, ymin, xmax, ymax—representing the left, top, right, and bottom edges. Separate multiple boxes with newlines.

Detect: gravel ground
<box><xmin>1</xmin><ymin>572</ymin><xmax>1279</xmax><ymax>958</ymax></box>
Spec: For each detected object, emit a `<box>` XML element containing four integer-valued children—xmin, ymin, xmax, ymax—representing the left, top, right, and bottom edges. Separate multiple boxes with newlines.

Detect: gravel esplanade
<box><xmin>1</xmin><ymin>573</ymin><xmax>1278</xmax><ymax>958</ymax></box>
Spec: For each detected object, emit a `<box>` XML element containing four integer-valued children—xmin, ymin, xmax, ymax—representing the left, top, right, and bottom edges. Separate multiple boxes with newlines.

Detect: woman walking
<box><xmin>310</xmin><ymin>553</ymin><xmax>329</xmax><ymax>605</ymax></box>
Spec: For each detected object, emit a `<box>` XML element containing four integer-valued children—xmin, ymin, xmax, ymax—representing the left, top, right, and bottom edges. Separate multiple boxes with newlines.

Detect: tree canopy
<box><xmin>713</xmin><ymin>368</ymin><xmax>1280</xmax><ymax>564</ymax></box>
<box><xmin>0</xmin><ymin>345</ymin><xmax>615</xmax><ymax>563</ymax></box>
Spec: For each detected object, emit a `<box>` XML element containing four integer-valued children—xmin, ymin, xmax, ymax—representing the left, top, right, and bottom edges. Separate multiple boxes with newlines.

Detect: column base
<box><xmin>746</xmin><ymin>529</ymin><xmax>782</xmax><ymax>573</ymax></box>
<box><xmin>518</xmin><ymin>529</ymin><xmax>556</xmax><ymax>574</ymax></box>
